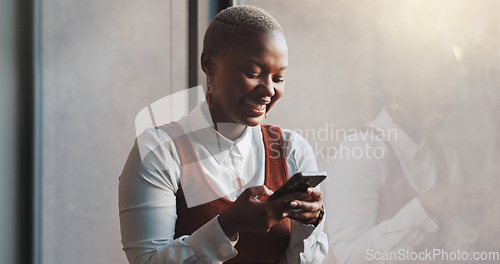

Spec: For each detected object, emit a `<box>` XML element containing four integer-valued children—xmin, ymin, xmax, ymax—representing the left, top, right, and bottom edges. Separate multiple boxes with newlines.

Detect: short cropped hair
<box><xmin>203</xmin><ymin>5</ymin><xmax>283</xmax><ymax>55</ymax></box>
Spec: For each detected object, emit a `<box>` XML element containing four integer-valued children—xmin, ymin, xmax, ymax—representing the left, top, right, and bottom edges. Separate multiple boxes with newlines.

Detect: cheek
<box><xmin>219</xmin><ymin>65</ymin><xmax>249</xmax><ymax>86</ymax></box>
<box><xmin>277</xmin><ymin>85</ymin><xmax>284</xmax><ymax>97</ymax></box>
<box><xmin>267</xmin><ymin>86</ymin><xmax>284</xmax><ymax>111</ymax></box>
<box><xmin>273</xmin><ymin>85</ymin><xmax>284</xmax><ymax>103</ymax></box>
<box><xmin>215</xmin><ymin>76</ymin><xmax>253</xmax><ymax>107</ymax></box>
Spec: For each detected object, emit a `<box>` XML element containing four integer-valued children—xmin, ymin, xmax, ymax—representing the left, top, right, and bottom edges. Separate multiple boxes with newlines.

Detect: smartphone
<box><xmin>267</xmin><ymin>171</ymin><xmax>327</xmax><ymax>201</ymax></box>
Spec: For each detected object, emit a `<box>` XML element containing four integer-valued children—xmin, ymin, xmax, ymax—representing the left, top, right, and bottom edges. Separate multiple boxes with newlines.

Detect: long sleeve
<box><xmin>324</xmin><ymin>139</ymin><xmax>438</xmax><ymax>264</ymax></box>
<box><xmin>281</xmin><ymin>130</ymin><xmax>329</xmax><ymax>264</ymax></box>
<box><xmin>119</xmin><ymin>129</ymin><xmax>238</xmax><ymax>264</ymax></box>
<box><xmin>119</xmin><ymin>125</ymin><xmax>328</xmax><ymax>264</ymax></box>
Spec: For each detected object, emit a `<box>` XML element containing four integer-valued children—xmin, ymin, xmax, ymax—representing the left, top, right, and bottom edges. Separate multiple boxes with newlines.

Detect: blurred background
<box><xmin>1</xmin><ymin>0</ymin><xmax>498</xmax><ymax>263</ymax></box>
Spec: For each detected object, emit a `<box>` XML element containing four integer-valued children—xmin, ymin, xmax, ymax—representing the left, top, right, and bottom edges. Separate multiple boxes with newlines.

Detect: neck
<box><xmin>208</xmin><ymin>102</ymin><xmax>247</xmax><ymax>140</ymax></box>
<box><xmin>214</xmin><ymin>122</ymin><xmax>247</xmax><ymax>141</ymax></box>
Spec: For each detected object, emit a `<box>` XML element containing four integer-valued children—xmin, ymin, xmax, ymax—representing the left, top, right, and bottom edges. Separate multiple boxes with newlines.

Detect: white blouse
<box><xmin>119</xmin><ymin>100</ymin><xmax>328</xmax><ymax>264</ymax></box>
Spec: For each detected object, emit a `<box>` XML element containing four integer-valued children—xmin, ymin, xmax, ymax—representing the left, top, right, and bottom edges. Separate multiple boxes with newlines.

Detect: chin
<box><xmin>240</xmin><ymin>116</ymin><xmax>265</xmax><ymax>127</ymax></box>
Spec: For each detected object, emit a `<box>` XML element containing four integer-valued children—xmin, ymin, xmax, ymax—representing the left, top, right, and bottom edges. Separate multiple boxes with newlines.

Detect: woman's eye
<box><xmin>245</xmin><ymin>72</ymin><xmax>259</xmax><ymax>78</ymax></box>
<box><xmin>273</xmin><ymin>77</ymin><xmax>285</xmax><ymax>83</ymax></box>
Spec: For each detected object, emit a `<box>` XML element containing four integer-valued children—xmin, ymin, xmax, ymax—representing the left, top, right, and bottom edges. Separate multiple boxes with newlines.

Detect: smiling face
<box><xmin>202</xmin><ymin>29</ymin><xmax>288</xmax><ymax>127</ymax></box>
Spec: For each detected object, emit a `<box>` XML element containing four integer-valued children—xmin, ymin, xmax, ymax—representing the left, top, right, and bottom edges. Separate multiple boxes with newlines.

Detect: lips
<box><xmin>242</xmin><ymin>97</ymin><xmax>270</xmax><ymax>116</ymax></box>
<box><xmin>245</xmin><ymin>99</ymin><xmax>266</xmax><ymax>111</ymax></box>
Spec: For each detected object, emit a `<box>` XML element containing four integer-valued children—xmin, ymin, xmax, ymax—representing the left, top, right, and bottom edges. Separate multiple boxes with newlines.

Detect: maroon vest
<box><xmin>157</xmin><ymin>122</ymin><xmax>291</xmax><ymax>264</ymax></box>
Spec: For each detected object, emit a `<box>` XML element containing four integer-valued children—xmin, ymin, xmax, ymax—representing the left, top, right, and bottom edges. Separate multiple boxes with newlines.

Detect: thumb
<box><xmin>242</xmin><ymin>185</ymin><xmax>273</xmax><ymax>199</ymax></box>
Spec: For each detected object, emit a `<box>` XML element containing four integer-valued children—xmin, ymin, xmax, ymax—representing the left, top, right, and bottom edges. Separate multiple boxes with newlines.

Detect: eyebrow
<box><xmin>245</xmin><ymin>59</ymin><xmax>288</xmax><ymax>70</ymax></box>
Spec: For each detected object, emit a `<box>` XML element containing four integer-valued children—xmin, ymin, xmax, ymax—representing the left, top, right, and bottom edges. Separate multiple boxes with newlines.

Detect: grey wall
<box><xmin>40</xmin><ymin>1</ymin><xmax>187</xmax><ymax>263</ymax></box>
<box><xmin>0</xmin><ymin>0</ymin><xmax>18</xmax><ymax>263</ymax></box>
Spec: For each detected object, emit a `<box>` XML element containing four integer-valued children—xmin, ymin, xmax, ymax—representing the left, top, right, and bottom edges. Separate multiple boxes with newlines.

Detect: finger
<box><xmin>290</xmin><ymin>200</ymin><xmax>322</xmax><ymax>212</ymax></box>
<box><xmin>287</xmin><ymin>210</ymin><xmax>320</xmax><ymax>223</ymax></box>
<box><xmin>267</xmin><ymin>205</ymin><xmax>290</xmax><ymax>220</ymax></box>
<box><xmin>299</xmin><ymin>188</ymin><xmax>323</xmax><ymax>202</ymax></box>
<box><xmin>262</xmin><ymin>185</ymin><xmax>274</xmax><ymax>196</ymax></box>
<box><xmin>278</xmin><ymin>190</ymin><xmax>310</xmax><ymax>203</ymax></box>
<box><xmin>242</xmin><ymin>185</ymin><xmax>273</xmax><ymax>199</ymax></box>
<box><xmin>308</xmin><ymin>188</ymin><xmax>323</xmax><ymax>202</ymax></box>
<box><xmin>282</xmin><ymin>211</ymin><xmax>289</xmax><ymax>218</ymax></box>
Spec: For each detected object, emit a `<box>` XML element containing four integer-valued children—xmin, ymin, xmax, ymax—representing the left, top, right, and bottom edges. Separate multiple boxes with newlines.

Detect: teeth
<box><xmin>245</xmin><ymin>99</ymin><xmax>266</xmax><ymax>111</ymax></box>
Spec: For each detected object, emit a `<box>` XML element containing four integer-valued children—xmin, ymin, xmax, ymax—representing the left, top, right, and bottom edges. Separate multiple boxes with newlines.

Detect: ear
<box><xmin>201</xmin><ymin>51</ymin><xmax>216</xmax><ymax>78</ymax></box>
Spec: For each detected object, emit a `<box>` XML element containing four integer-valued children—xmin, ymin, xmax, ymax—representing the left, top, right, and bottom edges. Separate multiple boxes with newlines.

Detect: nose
<box><xmin>258</xmin><ymin>76</ymin><xmax>275</xmax><ymax>97</ymax></box>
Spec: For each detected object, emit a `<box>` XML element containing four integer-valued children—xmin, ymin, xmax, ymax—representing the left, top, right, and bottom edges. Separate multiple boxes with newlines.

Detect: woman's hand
<box><xmin>218</xmin><ymin>185</ymin><xmax>309</xmax><ymax>239</ymax></box>
<box><xmin>286</xmin><ymin>188</ymin><xmax>324</xmax><ymax>225</ymax></box>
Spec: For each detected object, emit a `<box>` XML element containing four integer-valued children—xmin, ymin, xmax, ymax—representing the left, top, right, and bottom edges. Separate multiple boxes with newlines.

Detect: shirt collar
<box><xmin>371</xmin><ymin>108</ymin><xmax>427</xmax><ymax>160</ymax></box>
<box><xmin>232</xmin><ymin>125</ymin><xmax>253</xmax><ymax>160</ymax></box>
<box><xmin>186</xmin><ymin>99</ymin><xmax>254</xmax><ymax>164</ymax></box>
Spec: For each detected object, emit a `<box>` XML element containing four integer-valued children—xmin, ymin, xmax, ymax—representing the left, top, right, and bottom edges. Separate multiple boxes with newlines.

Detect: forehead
<box><xmin>218</xmin><ymin>29</ymin><xmax>288</xmax><ymax>64</ymax></box>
